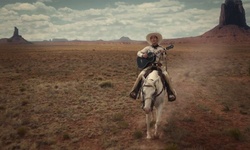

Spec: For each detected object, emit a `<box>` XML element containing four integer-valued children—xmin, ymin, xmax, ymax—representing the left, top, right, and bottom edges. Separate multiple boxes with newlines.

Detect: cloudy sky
<box><xmin>0</xmin><ymin>0</ymin><xmax>250</xmax><ymax>41</ymax></box>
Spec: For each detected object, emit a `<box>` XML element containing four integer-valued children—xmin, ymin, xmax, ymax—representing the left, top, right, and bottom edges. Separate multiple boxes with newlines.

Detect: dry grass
<box><xmin>17</xmin><ymin>126</ymin><xmax>28</xmax><ymax>137</ymax></box>
<box><xmin>99</xmin><ymin>80</ymin><xmax>113</xmax><ymax>88</ymax></box>
<box><xmin>133</xmin><ymin>130</ymin><xmax>143</xmax><ymax>139</ymax></box>
<box><xmin>165</xmin><ymin>143</ymin><xmax>178</xmax><ymax>150</ymax></box>
<box><xmin>0</xmin><ymin>43</ymin><xmax>249</xmax><ymax>149</ymax></box>
<box><xmin>226</xmin><ymin>128</ymin><xmax>245</xmax><ymax>141</ymax></box>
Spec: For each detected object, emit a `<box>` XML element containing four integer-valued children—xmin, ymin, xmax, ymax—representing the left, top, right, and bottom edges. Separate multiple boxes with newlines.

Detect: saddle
<box><xmin>143</xmin><ymin>65</ymin><xmax>175</xmax><ymax>102</ymax></box>
<box><xmin>143</xmin><ymin>65</ymin><xmax>165</xmax><ymax>85</ymax></box>
<box><xmin>130</xmin><ymin>64</ymin><xmax>166</xmax><ymax>100</ymax></box>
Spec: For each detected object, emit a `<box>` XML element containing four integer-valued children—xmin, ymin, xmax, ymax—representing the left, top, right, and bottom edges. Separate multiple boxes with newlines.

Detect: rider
<box><xmin>129</xmin><ymin>32</ymin><xmax>176</xmax><ymax>101</ymax></box>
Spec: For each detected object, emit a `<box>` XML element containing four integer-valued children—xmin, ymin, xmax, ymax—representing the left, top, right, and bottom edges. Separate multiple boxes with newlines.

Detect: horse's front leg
<box><xmin>146</xmin><ymin>113</ymin><xmax>151</xmax><ymax>139</ymax></box>
<box><xmin>154</xmin><ymin>104</ymin><xmax>163</xmax><ymax>138</ymax></box>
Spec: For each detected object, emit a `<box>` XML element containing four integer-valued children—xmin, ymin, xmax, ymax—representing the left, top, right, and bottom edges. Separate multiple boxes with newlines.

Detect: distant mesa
<box><xmin>104</xmin><ymin>36</ymin><xmax>136</xmax><ymax>44</ymax></box>
<box><xmin>0</xmin><ymin>27</ymin><xmax>31</xmax><ymax>44</ymax></box>
<box><xmin>52</xmin><ymin>38</ymin><xmax>68</xmax><ymax>42</ymax></box>
<box><xmin>119</xmin><ymin>36</ymin><xmax>132</xmax><ymax>41</ymax></box>
<box><xmin>108</xmin><ymin>36</ymin><xmax>132</xmax><ymax>42</ymax></box>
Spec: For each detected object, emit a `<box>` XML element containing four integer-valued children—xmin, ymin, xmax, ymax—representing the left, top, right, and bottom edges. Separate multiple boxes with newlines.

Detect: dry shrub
<box><xmin>165</xmin><ymin>143</ymin><xmax>178</xmax><ymax>150</ymax></box>
<box><xmin>0</xmin><ymin>105</ymin><xmax>5</xmax><ymax>110</ymax></box>
<box><xmin>222</xmin><ymin>105</ymin><xmax>230</xmax><ymax>112</ymax></box>
<box><xmin>239</xmin><ymin>110</ymin><xmax>247</xmax><ymax>115</ymax></box>
<box><xmin>36</xmin><ymin>138</ymin><xmax>56</xmax><ymax>148</ymax></box>
<box><xmin>197</xmin><ymin>104</ymin><xmax>210</xmax><ymax>112</ymax></box>
<box><xmin>117</xmin><ymin>121</ymin><xmax>129</xmax><ymax>129</ymax></box>
<box><xmin>245</xmin><ymin>126</ymin><xmax>250</xmax><ymax>133</ymax></box>
<box><xmin>112</xmin><ymin>113</ymin><xmax>124</xmax><ymax>122</ymax></box>
<box><xmin>227</xmin><ymin>128</ymin><xmax>244</xmax><ymax>141</ymax></box>
<box><xmin>102</xmin><ymin>137</ymin><xmax>118</xmax><ymax>148</ymax></box>
<box><xmin>99</xmin><ymin>80</ymin><xmax>113</xmax><ymax>88</ymax></box>
<box><xmin>19</xmin><ymin>87</ymin><xmax>26</xmax><ymax>92</ymax></box>
<box><xmin>133</xmin><ymin>130</ymin><xmax>143</xmax><ymax>139</ymax></box>
<box><xmin>63</xmin><ymin>133</ymin><xmax>70</xmax><ymax>140</ymax></box>
<box><xmin>163</xmin><ymin>119</ymin><xmax>189</xmax><ymax>144</ymax></box>
<box><xmin>21</xmin><ymin>100</ymin><xmax>29</xmax><ymax>106</ymax></box>
<box><xmin>21</xmin><ymin>118</ymin><xmax>30</xmax><ymax>125</ymax></box>
<box><xmin>17</xmin><ymin>127</ymin><xmax>28</xmax><ymax>137</ymax></box>
<box><xmin>182</xmin><ymin>116</ymin><xmax>195</xmax><ymax>122</ymax></box>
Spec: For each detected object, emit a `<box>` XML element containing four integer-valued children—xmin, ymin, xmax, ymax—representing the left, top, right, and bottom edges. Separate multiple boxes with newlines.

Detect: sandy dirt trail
<box><xmin>128</xmin><ymin>44</ymin><xmax>250</xmax><ymax>150</ymax></box>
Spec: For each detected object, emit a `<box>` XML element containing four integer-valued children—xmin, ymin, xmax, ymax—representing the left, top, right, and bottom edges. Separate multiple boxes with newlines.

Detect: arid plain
<box><xmin>0</xmin><ymin>42</ymin><xmax>250</xmax><ymax>150</ymax></box>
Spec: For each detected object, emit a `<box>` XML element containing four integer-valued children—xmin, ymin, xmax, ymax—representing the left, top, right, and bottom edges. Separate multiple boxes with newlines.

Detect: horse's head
<box><xmin>141</xmin><ymin>76</ymin><xmax>160</xmax><ymax>114</ymax></box>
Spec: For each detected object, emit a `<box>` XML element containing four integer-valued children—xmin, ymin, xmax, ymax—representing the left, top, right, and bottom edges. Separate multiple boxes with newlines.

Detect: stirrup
<box><xmin>129</xmin><ymin>92</ymin><xmax>137</xmax><ymax>99</ymax></box>
<box><xmin>168</xmin><ymin>95</ymin><xmax>176</xmax><ymax>102</ymax></box>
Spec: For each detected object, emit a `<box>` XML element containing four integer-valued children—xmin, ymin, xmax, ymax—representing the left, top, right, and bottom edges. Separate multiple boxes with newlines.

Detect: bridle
<box><xmin>142</xmin><ymin>79</ymin><xmax>164</xmax><ymax>111</ymax></box>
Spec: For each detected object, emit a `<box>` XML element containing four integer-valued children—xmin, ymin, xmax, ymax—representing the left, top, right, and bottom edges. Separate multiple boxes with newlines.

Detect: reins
<box><xmin>142</xmin><ymin>79</ymin><xmax>165</xmax><ymax>111</ymax></box>
<box><xmin>154</xmin><ymin>85</ymin><xmax>164</xmax><ymax>98</ymax></box>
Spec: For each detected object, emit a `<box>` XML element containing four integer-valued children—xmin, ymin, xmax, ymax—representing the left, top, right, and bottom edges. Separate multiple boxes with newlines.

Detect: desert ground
<box><xmin>0</xmin><ymin>42</ymin><xmax>249</xmax><ymax>150</ymax></box>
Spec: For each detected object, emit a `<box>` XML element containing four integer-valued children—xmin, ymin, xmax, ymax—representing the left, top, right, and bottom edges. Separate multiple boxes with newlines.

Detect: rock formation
<box><xmin>52</xmin><ymin>38</ymin><xmax>68</xmax><ymax>42</ymax></box>
<box><xmin>195</xmin><ymin>0</ymin><xmax>250</xmax><ymax>43</ymax></box>
<box><xmin>13</xmin><ymin>27</ymin><xmax>19</xmax><ymax>37</ymax></box>
<box><xmin>8</xmin><ymin>27</ymin><xmax>29</xmax><ymax>43</ymax></box>
<box><xmin>219</xmin><ymin>0</ymin><xmax>249</xmax><ymax>29</ymax></box>
<box><xmin>162</xmin><ymin>0</ymin><xmax>250</xmax><ymax>44</ymax></box>
<box><xmin>119</xmin><ymin>36</ymin><xmax>131</xmax><ymax>41</ymax></box>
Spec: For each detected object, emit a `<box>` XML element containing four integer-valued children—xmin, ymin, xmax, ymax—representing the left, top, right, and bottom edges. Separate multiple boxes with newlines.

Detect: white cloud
<box><xmin>37</xmin><ymin>0</ymin><xmax>53</xmax><ymax>2</ymax></box>
<box><xmin>0</xmin><ymin>7</ymin><xmax>18</xmax><ymax>16</ymax></box>
<box><xmin>0</xmin><ymin>0</ymin><xmax>233</xmax><ymax>41</ymax></box>
<box><xmin>5</xmin><ymin>3</ymin><xmax>36</xmax><ymax>11</ymax></box>
<box><xmin>21</xmin><ymin>14</ymin><xmax>50</xmax><ymax>22</ymax></box>
<box><xmin>211</xmin><ymin>0</ymin><xmax>223</xmax><ymax>4</ymax></box>
<box><xmin>244</xmin><ymin>3</ymin><xmax>250</xmax><ymax>9</ymax></box>
<box><xmin>3</xmin><ymin>2</ymin><xmax>56</xmax><ymax>14</ymax></box>
<box><xmin>33</xmin><ymin>2</ymin><xmax>57</xmax><ymax>14</ymax></box>
<box><xmin>15</xmin><ymin>3</ymin><xmax>36</xmax><ymax>11</ymax></box>
<box><xmin>138</xmin><ymin>3</ymin><xmax>156</xmax><ymax>9</ymax></box>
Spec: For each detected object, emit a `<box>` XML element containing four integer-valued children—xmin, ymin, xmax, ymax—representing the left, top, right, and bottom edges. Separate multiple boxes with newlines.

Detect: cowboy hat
<box><xmin>146</xmin><ymin>32</ymin><xmax>163</xmax><ymax>45</ymax></box>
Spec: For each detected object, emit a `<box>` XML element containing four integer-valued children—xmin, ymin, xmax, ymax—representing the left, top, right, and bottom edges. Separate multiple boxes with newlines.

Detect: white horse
<box><xmin>141</xmin><ymin>69</ymin><xmax>167</xmax><ymax>139</ymax></box>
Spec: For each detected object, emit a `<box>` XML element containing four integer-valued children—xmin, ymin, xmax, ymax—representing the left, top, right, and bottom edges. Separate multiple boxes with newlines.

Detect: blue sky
<box><xmin>0</xmin><ymin>0</ymin><xmax>250</xmax><ymax>41</ymax></box>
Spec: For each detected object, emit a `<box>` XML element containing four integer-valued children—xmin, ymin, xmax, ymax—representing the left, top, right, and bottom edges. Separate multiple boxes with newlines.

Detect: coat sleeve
<box><xmin>137</xmin><ymin>46</ymin><xmax>149</xmax><ymax>57</ymax></box>
<box><xmin>159</xmin><ymin>47</ymin><xmax>167</xmax><ymax>64</ymax></box>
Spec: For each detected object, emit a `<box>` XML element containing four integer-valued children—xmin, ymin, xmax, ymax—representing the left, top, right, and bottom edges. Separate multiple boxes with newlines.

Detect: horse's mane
<box><xmin>147</xmin><ymin>70</ymin><xmax>159</xmax><ymax>81</ymax></box>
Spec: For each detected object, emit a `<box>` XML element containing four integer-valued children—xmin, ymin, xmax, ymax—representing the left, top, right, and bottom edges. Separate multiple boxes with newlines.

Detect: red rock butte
<box><xmin>0</xmin><ymin>27</ymin><xmax>31</xmax><ymax>44</ymax></box>
<box><xmin>162</xmin><ymin>0</ymin><xmax>250</xmax><ymax>44</ymax></box>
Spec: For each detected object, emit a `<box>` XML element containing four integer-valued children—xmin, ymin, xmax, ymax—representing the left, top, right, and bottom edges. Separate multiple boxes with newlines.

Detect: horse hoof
<box><xmin>146</xmin><ymin>136</ymin><xmax>152</xmax><ymax>139</ymax></box>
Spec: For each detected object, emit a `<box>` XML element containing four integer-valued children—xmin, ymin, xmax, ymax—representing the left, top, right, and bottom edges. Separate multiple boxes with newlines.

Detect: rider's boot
<box><xmin>129</xmin><ymin>76</ymin><xmax>142</xmax><ymax>99</ymax></box>
<box><xmin>163</xmin><ymin>72</ymin><xmax>176</xmax><ymax>102</ymax></box>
